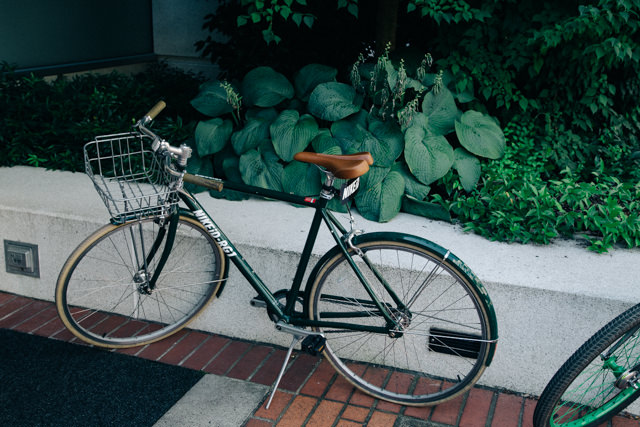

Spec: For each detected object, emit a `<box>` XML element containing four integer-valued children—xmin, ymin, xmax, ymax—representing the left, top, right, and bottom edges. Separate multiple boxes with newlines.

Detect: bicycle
<box><xmin>55</xmin><ymin>101</ymin><xmax>499</xmax><ymax>407</ymax></box>
<box><xmin>534</xmin><ymin>303</ymin><xmax>640</xmax><ymax>426</ymax></box>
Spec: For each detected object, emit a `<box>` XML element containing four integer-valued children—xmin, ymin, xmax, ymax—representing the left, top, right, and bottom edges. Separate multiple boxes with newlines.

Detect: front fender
<box><xmin>303</xmin><ymin>231</ymin><xmax>498</xmax><ymax>365</ymax></box>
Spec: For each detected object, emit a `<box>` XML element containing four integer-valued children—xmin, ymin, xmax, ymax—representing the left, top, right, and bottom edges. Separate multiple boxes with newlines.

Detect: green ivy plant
<box><xmin>190</xmin><ymin>55</ymin><xmax>505</xmax><ymax>222</ymax></box>
<box><xmin>435</xmin><ymin>121</ymin><xmax>640</xmax><ymax>253</ymax></box>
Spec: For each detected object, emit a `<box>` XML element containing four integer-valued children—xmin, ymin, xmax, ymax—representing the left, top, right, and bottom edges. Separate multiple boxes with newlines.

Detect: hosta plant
<box><xmin>189</xmin><ymin>55</ymin><xmax>505</xmax><ymax>222</ymax></box>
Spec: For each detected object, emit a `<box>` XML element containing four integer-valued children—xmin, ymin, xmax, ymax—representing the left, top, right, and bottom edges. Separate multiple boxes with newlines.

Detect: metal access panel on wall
<box><xmin>4</xmin><ymin>240</ymin><xmax>40</xmax><ymax>278</ymax></box>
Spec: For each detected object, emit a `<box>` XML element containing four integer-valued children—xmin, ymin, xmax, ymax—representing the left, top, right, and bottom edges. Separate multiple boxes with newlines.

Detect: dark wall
<box><xmin>0</xmin><ymin>0</ymin><xmax>153</xmax><ymax>73</ymax></box>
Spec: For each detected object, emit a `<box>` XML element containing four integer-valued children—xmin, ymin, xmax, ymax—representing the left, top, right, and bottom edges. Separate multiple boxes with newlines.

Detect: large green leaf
<box><xmin>294</xmin><ymin>64</ymin><xmax>338</xmax><ymax>102</ymax></box>
<box><xmin>231</xmin><ymin>109</ymin><xmax>278</xmax><ymax>155</ymax></box>
<box><xmin>231</xmin><ymin>120</ymin><xmax>269</xmax><ymax>155</ymax></box>
<box><xmin>191</xmin><ymin>81</ymin><xmax>234</xmax><ymax>117</ymax></box>
<box><xmin>421</xmin><ymin>69</ymin><xmax>454</xmax><ymax>89</ymax></box>
<box><xmin>241</xmin><ymin>66</ymin><xmax>294</xmax><ymax>107</ymax></box>
<box><xmin>360</xmin><ymin>164</ymin><xmax>390</xmax><ymax>191</ymax></box>
<box><xmin>384</xmin><ymin>60</ymin><xmax>399</xmax><ymax>90</ymax></box>
<box><xmin>393</xmin><ymin>163</ymin><xmax>431</xmax><ymax>200</ymax></box>
<box><xmin>245</xmin><ymin>107</ymin><xmax>279</xmax><ymax>122</ymax></box>
<box><xmin>402</xmin><ymin>195</ymin><xmax>452</xmax><ymax>222</ymax></box>
<box><xmin>282</xmin><ymin>160</ymin><xmax>322</xmax><ymax>197</ymax></box>
<box><xmin>331</xmin><ymin>113</ymin><xmax>403</xmax><ymax>167</ymax></box>
<box><xmin>270</xmin><ymin>110</ymin><xmax>319</xmax><ymax>162</ymax></box>
<box><xmin>367</xmin><ymin>116</ymin><xmax>405</xmax><ymax>166</ymax></box>
<box><xmin>195</xmin><ymin>118</ymin><xmax>233</xmax><ymax>157</ymax></box>
<box><xmin>210</xmin><ymin>148</ymin><xmax>249</xmax><ymax>201</ymax></box>
<box><xmin>422</xmin><ymin>87</ymin><xmax>459</xmax><ymax>135</ymax></box>
<box><xmin>311</xmin><ymin>129</ymin><xmax>342</xmax><ymax>155</ymax></box>
<box><xmin>404</xmin><ymin>115</ymin><xmax>454</xmax><ymax>185</ymax></box>
<box><xmin>184</xmin><ymin>143</ymin><xmax>213</xmax><ymax>194</ymax></box>
<box><xmin>455</xmin><ymin>111</ymin><xmax>506</xmax><ymax>159</ymax></box>
<box><xmin>355</xmin><ymin>168</ymin><xmax>405</xmax><ymax>222</ymax></box>
<box><xmin>453</xmin><ymin>148</ymin><xmax>481</xmax><ymax>192</ymax></box>
<box><xmin>239</xmin><ymin>141</ymin><xmax>283</xmax><ymax>191</ymax></box>
<box><xmin>231</xmin><ymin>108</ymin><xmax>279</xmax><ymax>154</ymax></box>
<box><xmin>308</xmin><ymin>82</ymin><xmax>361</xmax><ymax>121</ymax></box>
<box><xmin>405</xmin><ymin>77</ymin><xmax>426</xmax><ymax>92</ymax></box>
<box><xmin>331</xmin><ymin>118</ymin><xmax>371</xmax><ymax>154</ymax></box>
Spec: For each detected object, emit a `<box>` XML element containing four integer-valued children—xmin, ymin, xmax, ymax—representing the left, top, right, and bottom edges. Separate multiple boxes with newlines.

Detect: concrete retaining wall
<box><xmin>2</xmin><ymin>166</ymin><xmax>640</xmax><ymax>398</ymax></box>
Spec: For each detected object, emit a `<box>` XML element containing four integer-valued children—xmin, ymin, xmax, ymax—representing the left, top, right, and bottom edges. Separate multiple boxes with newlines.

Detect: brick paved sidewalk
<box><xmin>1</xmin><ymin>291</ymin><xmax>639</xmax><ymax>427</ymax></box>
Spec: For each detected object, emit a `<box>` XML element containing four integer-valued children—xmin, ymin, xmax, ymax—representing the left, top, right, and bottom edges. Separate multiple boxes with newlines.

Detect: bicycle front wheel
<box><xmin>533</xmin><ymin>303</ymin><xmax>640</xmax><ymax>427</ymax></box>
<box><xmin>307</xmin><ymin>236</ymin><xmax>495</xmax><ymax>406</ymax></box>
<box><xmin>56</xmin><ymin>214</ymin><xmax>226</xmax><ymax>348</ymax></box>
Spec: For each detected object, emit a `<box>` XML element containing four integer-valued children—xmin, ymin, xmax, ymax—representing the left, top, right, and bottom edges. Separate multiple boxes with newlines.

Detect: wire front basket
<box><xmin>84</xmin><ymin>132</ymin><xmax>180</xmax><ymax>222</ymax></box>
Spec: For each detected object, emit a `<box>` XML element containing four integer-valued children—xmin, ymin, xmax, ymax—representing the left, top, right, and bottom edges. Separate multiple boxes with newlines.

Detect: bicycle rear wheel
<box><xmin>533</xmin><ymin>303</ymin><xmax>640</xmax><ymax>427</ymax></box>
<box><xmin>307</xmin><ymin>235</ymin><xmax>495</xmax><ymax>406</ymax></box>
<box><xmin>56</xmin><ymin>214</ymin><xmax>226</xmax><ymax>348</ymax></box>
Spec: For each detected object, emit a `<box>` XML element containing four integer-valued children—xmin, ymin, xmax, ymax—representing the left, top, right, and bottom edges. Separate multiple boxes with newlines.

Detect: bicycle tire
<box><xmin>307</xmin><ymin>234</ymin><xmax>495</xmax><ymax>406</ymax></box>
<box><xmin>533</xmin><ymin>303</ymin><xmax>640</xmax><ymax>427</ymax></box>
<box><xmin>56</xmin><ymin>214</ymin><xmax>226</xmax><ymax>348</ymax></box>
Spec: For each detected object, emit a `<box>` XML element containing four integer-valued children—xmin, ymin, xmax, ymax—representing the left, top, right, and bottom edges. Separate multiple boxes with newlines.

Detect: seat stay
<box><xmin>319</xmin><ymin>210</ymin><xmax>400</xmax><ymax>327</ymax></box>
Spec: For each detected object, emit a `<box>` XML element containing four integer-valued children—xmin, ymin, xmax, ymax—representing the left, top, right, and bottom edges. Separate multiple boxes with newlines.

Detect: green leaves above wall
<box><xmin>191</xmin><ymin>81</ymin><xmax>235</xmax><ymax>118</ymax></box>
<box><xmin>308</xmin><ymin>82</ymin><xmax>361</xmax><ymax>121</ymax></box>
<box><xmin>405</xmin><ymin>115</ymin><xmax>454</xmax><ymax>185</ymax></box>
<box><xmin>195</xmin><ymin>118</ymin><xmax>233</xmax><ymax>156</ymax></box>
<box><xmin>239</xmin><ymin>141</ymin><xmax>284</xmax><ymax>191</ymax></box>
<box><xmin>270</xmin><ymin>110</ymin><xmax>319</xmax><ymax>162</ymax></box>
<box><xmin>190</xmin><ymin>58</ymin><xmax>506</xmax><ymax>223</ymax></box>
<box><xmin>455</xmin><ymin>110</ymin><xmax>506</xmax><ymax>159</ymax></box>
<box><xmin>422</xmin><ymin>87</ymin><xmax>459</xmax><ymax>135</ymax></box>
<box><xmin>355</xmin><ymin>166</ymin><xmax>405</xmax><ymax>222</ymax></box>
<box><xmin>231</xmin><ymin>108</ymin><xmax>277</xmax><ymax>155</ymax></box>
<box><xmin>241</xmin><ymin>66</ymin><xmax>294</xmax><ymax>107</ymax></box>
<box><xmin>294</xmin><ymin>64</ymin><xmax>338</xmax><ymax>102</ymax></box>
<box><xmin>331</xmin><ymin>113</ymin><xmax>403</xmax><ymax>167</ymax></box>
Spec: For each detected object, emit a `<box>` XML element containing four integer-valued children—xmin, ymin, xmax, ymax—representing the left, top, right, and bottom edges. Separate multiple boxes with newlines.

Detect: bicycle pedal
<box><xmin>301</xmin><ymin>335</ymin><xmax>326</xmax><ymax>356</ymax></box>
<box><xmin>250</xmin><ymin>295</ymin><xmax>267</xmax><ymax>308</ymax></box>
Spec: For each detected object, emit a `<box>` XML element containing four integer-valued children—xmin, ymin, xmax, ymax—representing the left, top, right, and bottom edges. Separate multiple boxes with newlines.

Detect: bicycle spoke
<box><xmin>311</xmin><ymin>240</ymin><xmax>490</xmax><ymax>405</ymax></box>
<box><xmin>57</xmin><ymin>216</ymin><xmax>224</xmax><ymax>347</ymax></box>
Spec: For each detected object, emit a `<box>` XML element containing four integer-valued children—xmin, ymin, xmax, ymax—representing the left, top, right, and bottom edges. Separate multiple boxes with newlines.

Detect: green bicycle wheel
<box><xmin>56</xmin><ymin>214</ymin><xmax>226</xmax><ymax>348</ymax></box>
<box><xmin>533</xmin><ymin>303</ymin><xmax>640</xmax><ymax>426</ymax></box>
<box><xmin>307</xmin><ymin>233</ymin><xmax>496</xmax><ymax>406</ymax></box>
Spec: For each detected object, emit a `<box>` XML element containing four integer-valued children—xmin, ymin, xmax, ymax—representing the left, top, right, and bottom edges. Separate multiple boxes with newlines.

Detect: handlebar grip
<box><xmin>145</xmin><ymin>101</ymin><xmax>166</xmax><ymax>121</ymax></box>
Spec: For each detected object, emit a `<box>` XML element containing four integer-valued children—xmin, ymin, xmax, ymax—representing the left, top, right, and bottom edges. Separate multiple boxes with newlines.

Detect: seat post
<box><xmin>320</xmin><ymin>171</ymin><xmax>336</xmax><ymax>200</ymax></box>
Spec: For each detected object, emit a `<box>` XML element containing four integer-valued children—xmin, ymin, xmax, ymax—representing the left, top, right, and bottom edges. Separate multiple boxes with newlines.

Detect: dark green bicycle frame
<box><xmin>176</xmin><ymin>172</ymin><xmax>401</xmax><ymax>334</ymax></box>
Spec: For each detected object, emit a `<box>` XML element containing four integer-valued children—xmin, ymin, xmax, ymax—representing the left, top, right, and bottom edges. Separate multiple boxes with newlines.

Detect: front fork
<box><xmin>131</xmin><ymin>209</ymin><xmax>179</xmax><ymax>294</ymax></box>
<box><xmin>602</xmin><ymin>355</ymin><xmax>640</xmax><ymax>390</ymax></box>
<box><xmin>601</xmin><ymin>327</ymin><xmax>640</xmax><ymax>390</ymax></box>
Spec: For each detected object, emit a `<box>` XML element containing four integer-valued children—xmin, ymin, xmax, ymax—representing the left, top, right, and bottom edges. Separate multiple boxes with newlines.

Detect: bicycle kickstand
<box><xmin>265</xmin><ymin>321</ymin><xmax>325</xmax><ymax>409</ymax></box>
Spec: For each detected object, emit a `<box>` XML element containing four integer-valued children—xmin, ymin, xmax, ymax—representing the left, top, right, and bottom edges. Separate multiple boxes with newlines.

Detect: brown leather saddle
<box><xmin>294</xmin><ymin>152</ymin><xmax>374</xmax><ymax>179</ymax></box>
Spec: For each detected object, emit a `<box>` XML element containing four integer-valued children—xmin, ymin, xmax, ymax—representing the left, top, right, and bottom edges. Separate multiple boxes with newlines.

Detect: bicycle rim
<box><xmin>308</xmin><ymin>240</ymin><xmax>492</xmax><ymax>406</ymax></box>
<box><xmin>56</xmin><ymin>215</ymin><xmax>225</xmax><ymax>347</ymax></box>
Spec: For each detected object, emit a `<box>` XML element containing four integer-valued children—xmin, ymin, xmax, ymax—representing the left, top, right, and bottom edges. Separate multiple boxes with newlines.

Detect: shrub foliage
<box><xmin>3</xmin><ymin>0</ymin><xmax>640</xmax><ymax>252</ymax></box>
<box><xmin>0</xmin><ymin>63</ymin><xmax>204</xmax><ymax>171</ymax></box>
<box><xmin>189</xmin><ymin>47</ymin><xmax>505</xmax><ymax>222</ymax></box>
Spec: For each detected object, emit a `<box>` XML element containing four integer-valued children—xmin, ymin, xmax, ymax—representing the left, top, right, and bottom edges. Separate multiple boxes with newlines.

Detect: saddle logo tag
<box><xmin>340</xmin><ymin>178</ymin><xmax>360</xmax><ymax>205</ymax></box>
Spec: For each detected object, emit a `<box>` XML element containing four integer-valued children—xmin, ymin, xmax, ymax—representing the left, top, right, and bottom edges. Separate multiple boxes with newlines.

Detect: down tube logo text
<box><xmin>194</xmin><ymin>210</ymin><xmax>237</xmax><ymax>257</ymax></box>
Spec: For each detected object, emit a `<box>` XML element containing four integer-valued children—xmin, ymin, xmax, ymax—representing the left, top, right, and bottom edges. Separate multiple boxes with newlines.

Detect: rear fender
<box><xmin>303</xmin><ymin>231</ymin><xmax>498</xmax><ymax>365</ymax></box>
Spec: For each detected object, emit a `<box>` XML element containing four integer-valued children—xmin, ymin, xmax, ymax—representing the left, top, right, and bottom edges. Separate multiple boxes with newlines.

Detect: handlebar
<box><xmin>135</xmin><ymin>102</ymin><xmax>192</xmax><ymax>171</ymax></box>
<box><xmin>145</xmin><ymin>100</ymin><xmax>167</xmax><ymax>121</ymax></box>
